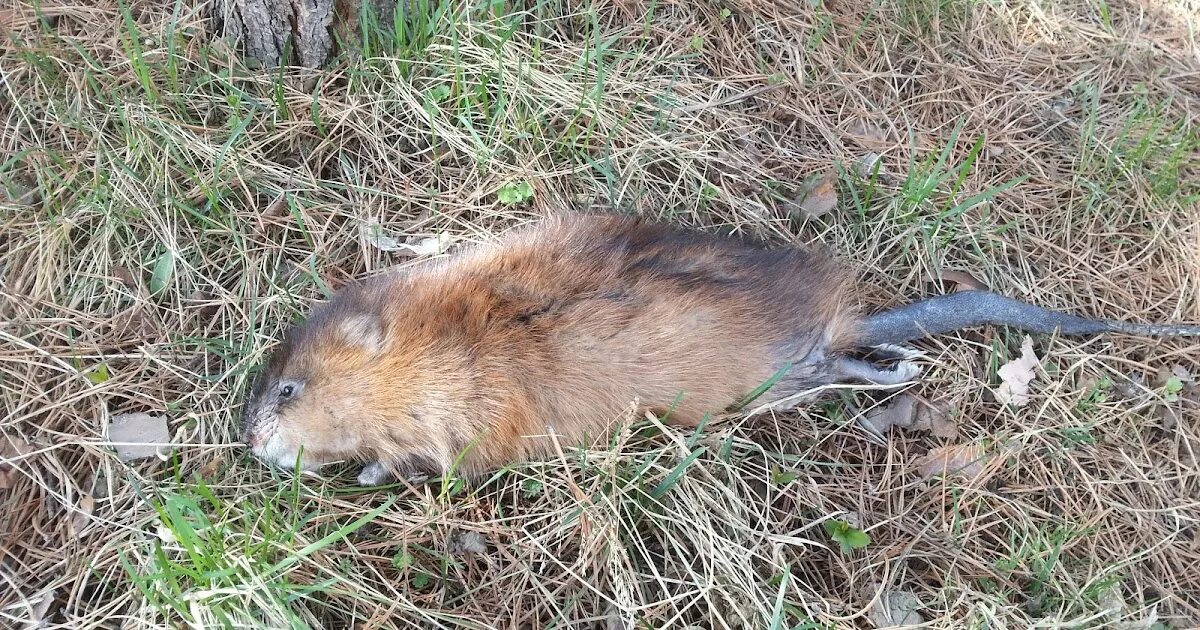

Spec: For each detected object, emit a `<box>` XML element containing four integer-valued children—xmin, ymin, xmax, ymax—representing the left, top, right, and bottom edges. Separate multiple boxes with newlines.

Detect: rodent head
<box><xmin>241</xmin><ymin>306</ymin><xmax>389</xmax><ymax>472</ymax></box>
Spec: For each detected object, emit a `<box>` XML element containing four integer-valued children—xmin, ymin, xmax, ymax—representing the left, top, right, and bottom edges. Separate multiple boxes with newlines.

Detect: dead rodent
<box><xmin>241</xmin><ymin>213</ymin><xmax>1200</xmax><ymax>485</ymax></box>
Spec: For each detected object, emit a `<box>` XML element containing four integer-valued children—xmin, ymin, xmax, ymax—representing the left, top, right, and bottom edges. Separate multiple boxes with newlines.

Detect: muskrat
<box><xmin>240</xmin><ymin>213</ymin><xmax>1200</xmax><ymax>484</ymax></box>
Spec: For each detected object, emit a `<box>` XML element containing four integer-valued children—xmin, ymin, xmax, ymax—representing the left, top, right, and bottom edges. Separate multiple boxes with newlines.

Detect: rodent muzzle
<box><xmin>242</xmin><ymin>426</ymin><xmax>265</xmax><ymax>448</ymax></box>
<box><xmin>239</xmin><ymin>405</ymin><xmax>272</xmax><ymax>449</ymax></box>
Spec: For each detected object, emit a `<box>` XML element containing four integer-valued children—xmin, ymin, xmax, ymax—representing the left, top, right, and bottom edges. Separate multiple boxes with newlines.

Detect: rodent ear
<box><xmin>337</xmin><ymin>313</ymin><xmax>385</xmax><ymax>353</ymax></box>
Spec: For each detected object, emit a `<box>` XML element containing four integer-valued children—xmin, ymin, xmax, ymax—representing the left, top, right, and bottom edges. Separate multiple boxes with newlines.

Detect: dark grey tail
<box><xmin>858</xmin><ymin>291</ymin><xmax>1200</xmax><ymax>347</ymax></box>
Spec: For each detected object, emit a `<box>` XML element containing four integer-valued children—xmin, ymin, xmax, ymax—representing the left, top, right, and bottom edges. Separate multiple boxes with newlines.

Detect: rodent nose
<box><xmin>241</xmin><ymin>425</ymin><xmax>261</xmax><ymax>448</ymax></box>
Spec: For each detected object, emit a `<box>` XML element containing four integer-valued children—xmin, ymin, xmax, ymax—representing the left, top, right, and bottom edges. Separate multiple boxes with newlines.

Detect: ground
<box><xmin>2</xmin><ymin>0</ymin><xmax>1199</xmax><ymax>627</ymax></box>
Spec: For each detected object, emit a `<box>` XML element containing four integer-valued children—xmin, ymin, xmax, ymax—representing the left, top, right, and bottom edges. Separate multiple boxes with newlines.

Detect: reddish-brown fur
<box><xmin>241</xmin><ymin>213</ymin><xmax>864</xmax><ymax>479</ymax></box>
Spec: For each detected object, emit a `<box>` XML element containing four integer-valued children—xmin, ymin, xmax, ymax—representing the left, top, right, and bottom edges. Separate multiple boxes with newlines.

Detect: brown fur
<box><xmin>241</xmin><ymin>213</ymin><xmax>865</xmax><ymax>479</ymax></box>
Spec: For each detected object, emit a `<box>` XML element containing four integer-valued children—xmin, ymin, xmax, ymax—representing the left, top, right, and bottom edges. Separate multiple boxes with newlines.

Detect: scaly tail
<box><xmin>857</xmin><ymin>291</ymin><xmax>1200</xmax><ymax>347</ymax></box>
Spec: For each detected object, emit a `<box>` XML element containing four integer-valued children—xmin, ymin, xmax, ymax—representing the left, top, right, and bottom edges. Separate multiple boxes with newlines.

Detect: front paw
<box><xmin>357</xmin><ymin>461</ymin><xmax>395</xmax><ymax>486</ymax></box>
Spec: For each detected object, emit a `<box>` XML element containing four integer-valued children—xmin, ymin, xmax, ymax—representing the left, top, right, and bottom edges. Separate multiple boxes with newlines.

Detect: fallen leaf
<box><xmin>155</xmin><ymin>521</ymin><xmax>178</xmax><ymax>544</ymax></box>
<box><xmin>70</xmin><ymin>495</ymin><xmax>95</xmax><ymax>536</ymax></box>
<box><xmin>1171</xmin><ymin>364</ymin><xmax>1195</xmax><ymax>387</ymax></box>
<box><xmin>361</xmin><ymin>222</ymin><xmax>403</xmax><ymax>251</ymax></box>
<box><xmin>865</xmin><ymin>584</ymin><xmax>924</xmax><ymax>628</ymax></box>
<box><xmin>604</xmin><ymin>603</ymin><xmax>628</xmax><ymax>630</ymax></box>
<box><xmin>918</xmin><ymin>443</ymin><xmax>985</xmax><ymax>479</ymax></box>
<box><xmin>1</xmin><ymin>175</ymin><xmax>40</xmax><ymax>205</ymax></box>
<box><xmin>1153</xmin><ymin>404</ymin><xmax>1180</xmax><ymax>432</ymax></box>
<box><xmin>108</xmin><ymin>307</ymin><xmax>147</xmax><ymax>338</ymax></box>
<box><xmin>940</xmin><ymin>270</ymin><xmax>988</xmax><ymax>292</ymax></box>
<box><xmin>26</xmin><ymin>587</ymin><xmax>56</xmax><ymax>628</ymax></box>
<box><xmin>197</xmin><ymin>456</ymin><xmax>222</xmax><ymax>479</ymax></box>
<box><xmin>449</xmin><ymin>530</ymin><xmax>487</xmax><ymax>555</ymax></box>
<box><xmin>790</xmin><ymin>170</ymin><xmax>838</xmax><ymax>218</ymax></box>
<box><xmin>90</xmin><ymin>468</ymin><xmax>111</xmax><ymax>499</ymax></box>
<box><xmin>148</xmin><ymin>248</ymin><xmax>175</xmax><ymax>296</ymax></box>
<box><xmin>263</xmin><ymin>192</ymin><xmax>287</xmax><ymax>217</ymax></box>
<box><xmin>910</xmin><ymin>398</ymin><xmax>959</xmax><ymax>439</ymax></box>
<box><xmin>111</xmin><ymin>265</ymin><xmax>137</xmax><ymax>289</ymax></box>
<box><xmin>1047</xmin><ymin>97</ymin><xmax>1075</xmax><ymax>117</ymax></box>
<box><xmin>400</xmin><ymin>234</ymin><xmax>453</xmax><ymax>257</ymax></box>
<box><xmin>0</xmin><ymin>436</ymin><xmax>34</xmax><ymax>489</ymax></box>
<box><xmin>862</xmin><ymin>395</ymin><xmax>958</xmax><ymax>440</ymax></box>
<box><xmin>845</xmin><ymin>119</ymin><xmax>888</xmax><ymax>148</ymax></box>
<box><xmin>1155</xmin><ymin>364</ymin><xmax>1195</xmax><ymax>398</ymax></box>
<box><xmin>862</xmin><ymin>395</ymin><xmax>916</xmax><ymax>437</ymax></box>
<box><xmin>1108</xmin><ymin>372</ymin><xmax>1146</xmax><ymax>400</ymax></box>
<box><xmin>995</xmin><ymin>336</ymin><xmax>1040</xmax><ymax>407</ymax></box>
<box><xmin>361</xmin><ymin>222</ymin><xmax>452</xmax><ymax>257</ymax></box>
<box><xmin>854</xmin><ymin>152</ymin><xmax>884</xmax><ymax>179</ymax></box>
<box><xmin>106</xmin><ymin>412</ymin><xmax>171</xmax><ymax>462</ymax></box>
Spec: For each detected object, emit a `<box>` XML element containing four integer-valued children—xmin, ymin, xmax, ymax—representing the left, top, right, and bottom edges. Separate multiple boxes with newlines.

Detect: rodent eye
<box><xmin>279</xmin><ymin>383</ymin><xmax>295</xmax><ymax>398</ymax></box>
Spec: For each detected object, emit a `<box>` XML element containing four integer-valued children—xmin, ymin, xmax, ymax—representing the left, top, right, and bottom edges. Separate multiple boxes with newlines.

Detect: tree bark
<box><xmin>212</xmin><ymin>0</ymin><xmax>395</xmax><ymax>69</ymax></box>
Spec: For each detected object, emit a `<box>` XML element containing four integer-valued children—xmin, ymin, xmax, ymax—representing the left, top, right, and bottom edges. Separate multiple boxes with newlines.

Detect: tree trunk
<box><xmin>212</xmin><ymin>0</ymin><xmax>396</xmax><ymax>69</ymax></box>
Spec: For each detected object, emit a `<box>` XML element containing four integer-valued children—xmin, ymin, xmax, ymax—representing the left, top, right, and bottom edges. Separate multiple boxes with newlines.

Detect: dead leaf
<box><xmin>862</xmin><ymin>395</ymin><xmax>916</xmax><ymax>437</ymax></box>
<box><xmin>107</xmin><ymin>306</ymin><xmax>148</xmax><ymax>339</ymax></box>
<box><xmin>155</xmin><ymin>520</ymin><xmax>178</xmax><ymax>544</ymax></box>
<box><xmin>604</xmin><ymin>603</ymin><xmax>628</xmax><ymax>630</ymax></box>
<box><xmin>208</xmin><ymin>36</ymin><xmax>236</xmax><ymax>60</ymax></box>
<box><xmin>845</xmin><ymin>119</ymin><xmax>888</xmax><ymax>148</ymax></box>
<box><xmin>26</xmin><ymin>587</ymin><xmax>56</xmax><ymax>628</ymax></box>
<box><xmin>1047</xmin><ymin>97</ymin><xmax>1075</xmax><ymax>117</ymax></box>
<box><xmin>995</xmin><ymin>336</ymin><xmax>1040</xmax><ymax>407</ymax></box>
<box><xmin>911</xmin><ymin>398</ymin><xmax>958</xmax><ymax>439</ymax></box>
<box><xmin>939</xmin><ymin>270</ymin><xmax>988</xmax><ymax>292</ymax></box>
<box><xmin>106</xmin><ymin>412</ymin><xmax>172</xmax><ymax>462</ymax></box>
<box><xmin>865</xmin><ymin>584</ymin><xmax>924</xmax><ymax>627</ymax></box>
<box><xmin>1155</xmin><ymin>364</ymin><xmax>1196</xmax><ymax>392</ymax></box>
<box><xmin>918</xmin><ymin>443</ymin><xmax>985</xmax><ymax>479</ymax></box>
<box><xmin>197</xmin><ymin>456</ymin><xmax>222</xmax><ymax>479</ymax></box>
<box><xmin>111</xmin><ymin>265</ymin><xmax>137</xmax><ymax>289</ymax></box>
<box><xmin>263</xmin><ymin>192</ymin><xmax>287</xmax><ymax>217</ymax></box>
<box><xmin>790</xmin><ymin>170</ymin><xmax>838</xmax><ymax>218</ymax></box>
<box><xmin>449</xmin><ymin>530</ymin><xmax>487</xmax><ymax>555</ymax></box>
<box><xmin>70</xmin><ymin>495</ymin><xmax>95</xmax><ymax>536</ymax></box>
<box><xmin>399</xmin><ymin>234</ymin><xmax>453</xmax><ymax>257</ymax></box>
<box><xmin>1171</xmin><ymin>364</ymin><xmax>1194</xmax><ymax>386</ymax></box>
<box><xmin>361</xmin><ymin>222</ymin><xmax>453</xmax><ymax>257</ymax></box>
<box><xmin>90</xmin><ymin>468</ymin><xmax>111</xmax><ymax>499</ymax></box>
<box><xmin>854</xmin><ymin>152</ymin><xmax>884</xmax><ymax>179</ymax></box>
<box><xmin>1108</xmin><ymin>372</ymin><xmax>1145</xmax><ymax>400</ymax></box>
<box><xmin>862</xmin><ymin>395</ymin><xmax>958</xmax><ymax>440</ymax></box>
<box><xmin>361</xmin><ymin>222</ymin><xmax>403</xmax><ymax>251</ymax></box>
<box><xmin>1</xmin><ymin>175</ymin><xmax>40</xmax><ymax>206</ymax></box>
<box><xmin>1154</xmin><ymin>404</ymin><xmax>1180</xmax><ymax>432</ymax></box>
<box><xmin>0</xmin><ymin>436</ymin><xmax>34</xmax><ymax>489</ymax></box>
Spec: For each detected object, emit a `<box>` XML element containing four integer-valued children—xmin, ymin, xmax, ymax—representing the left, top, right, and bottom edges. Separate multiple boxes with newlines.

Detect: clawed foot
<box><xmin>357</xmin><ymin>461</ymin><xmax>396</xmax><ymax>487</ymax></box>
<box><xmin>834</xmin><ymin>356</ymin><xmax>922</xmax><ymax>386</ymax></box>
<box><xmin>886</xmin><ymin>360</ymin><xmax>921</xmax><ymax>384</ymax></box>
<box><xmin>867</xmin><ymin>343</ymin><xmax>929</xmax><ymax>362</ymax></box>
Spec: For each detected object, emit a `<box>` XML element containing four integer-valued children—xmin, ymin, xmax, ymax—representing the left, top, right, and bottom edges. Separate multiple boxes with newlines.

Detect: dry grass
<box><xmin>2</xmin><ymin>0</ymin><xmax>1200</xmax><ymax>627</ymax></box>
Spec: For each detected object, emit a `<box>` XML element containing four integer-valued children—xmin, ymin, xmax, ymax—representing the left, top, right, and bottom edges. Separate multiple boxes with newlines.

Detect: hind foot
<box><xmin>887</xmin><ymin>360</ymin><xmax>921</xmax><ymax>383</ymax></box>
<box><xmin>834</xmin><ymin>356</ymin><xmax>921</xmax><ymax>386</ymax></box>
<box><xmin>357</xmin><ymin>461</ymin><xmax>395</xmax><ymax>486</ymax></box>
<box><xmin>867</xmin><ymin>343</ymin><xmax>929</xmax><ymax>362</ymax></box>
